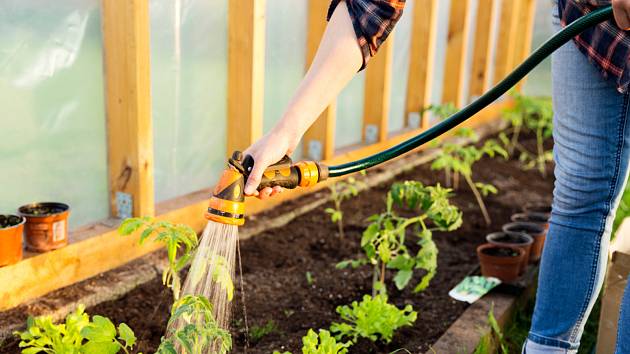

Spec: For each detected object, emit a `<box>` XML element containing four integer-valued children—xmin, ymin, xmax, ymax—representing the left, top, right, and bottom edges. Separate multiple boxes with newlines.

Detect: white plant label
<box><xmin>52</xmin><ymin>220</ymin><xmax>66</xmax><ymax>242</ymax></box>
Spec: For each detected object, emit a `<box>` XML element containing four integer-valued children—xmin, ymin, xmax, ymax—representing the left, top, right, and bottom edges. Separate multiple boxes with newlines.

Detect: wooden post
<box><xmin>405</xmin><ymin>0</ymin><xmax>439</xmax><ymax>129</ymax></box>
<box><xmin>102</xmin><ymin>0</ymin><xmax>154</xmax><ymax>218</ymax></box>
<box><xmin>494</xmin><ymin>0</ymin><xmax>521</xmax><ymax>85</ymax></box>
<box><xmin>515</xmin><ymin>0</ymin><xmax>537</xmax><ymax>90</ymax></box>
<box><xmin>469</xmin><ymin>0</ymin><xmax>498</xmax><ymax>99</ymax></box>
<box><xmin>303</xmin><ymin>0</ymin><xmax>336</xmax><ymax>160</ymax></box>
<box><xmin>363</xmin><ymin>37</ymin><xmax>394</xmax><ymax>144</ymax></box>
<box><xmin>442</xmin><ymin>0</ymin><xmax>473</xmax><ymax>108</ymax></box>
<box><xmin>227</xmin><ymin>0</ymin><xmax>265</xmax><ymax>154</ymax></box>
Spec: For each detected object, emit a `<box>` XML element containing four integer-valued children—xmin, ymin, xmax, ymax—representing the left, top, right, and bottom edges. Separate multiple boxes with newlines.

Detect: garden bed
<box><xmin>1</xmin><ymin>131</ymin><xmax>554</xmax><ymax>354</ymax></box>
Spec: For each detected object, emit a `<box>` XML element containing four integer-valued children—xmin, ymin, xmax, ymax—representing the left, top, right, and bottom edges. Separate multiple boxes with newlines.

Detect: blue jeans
<box><xmin>524</xmin><ymin>10</ymin><xmax>630</xmax><ymax>354</ymax></box>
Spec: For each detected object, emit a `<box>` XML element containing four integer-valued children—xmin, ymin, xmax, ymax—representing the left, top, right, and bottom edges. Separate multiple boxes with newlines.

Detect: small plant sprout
<box><xmin>338</xmin><ymin>181</ymin><xmax>462</xmax><ymax>294</ymax></box>
<box><xmin>330</xmin><ymin>294</ymin><xmax>417</xmax><ymax>344</ymax></box>
<box><xmin>306</xmin><ymin>271</ymin><xmax>315</xmax><ymax>286</ymax></box>
<box><xmin>325</xmin><ymin>171</ymin><xmax>367</xmax><ymax>237</ymax></box>
<box><xmin>157</xmin><ymin>295</ymin><xmax>232</xmax><ymax>354</ymax></box>
<box><xmin>474</xmin><ymin>304</ymin><xmax>508</xmax><ymax>354</ymax></box>
<box><xmin>15</xmin><ymin>305</ymin><xmax>137</xmax><ymax>354</ymax></box>
<box><xmin>250</xmin><ymin>320</ymin><xmax>279</xmax><ymax>343</ymax></box>
<box><xmin>431</xmin><ymin>128</ymin><xmax>507</xmax><ymax>225</ymax></box>
<box><xmin>500</xmin><ymin>91</ymin><xmax>553</xmax><ymax>176</ymax></box>
<box><xmin>118</xmin><ymin>217</ymin><xmax>198</xmax><ymax>299</ymax></box>
<box><xmin>273</xmin><ymin>329</ymin><xmax>351</xmax><ymax>354</ymax></box>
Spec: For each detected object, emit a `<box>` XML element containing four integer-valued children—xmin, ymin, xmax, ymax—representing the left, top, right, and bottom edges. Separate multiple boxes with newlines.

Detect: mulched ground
<box><xmin>1</xmin><ymin>131</ymin><xmax>554</xmax><ymax>354</ymax></box>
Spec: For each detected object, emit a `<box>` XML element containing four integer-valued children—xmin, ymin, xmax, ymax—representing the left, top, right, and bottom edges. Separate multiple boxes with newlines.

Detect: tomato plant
<box><xmin>15</xmin><ymin>305</ymin><xmax>136</xmax><ymax>354</ymax></box>
<box><xmin>330</xmin><ymin>294</ymin><xmax>416</xmax><ymax>344</ymax></box>
<box><xmin>431</xmin><ymin>128</ymin><xmax>507</xmax><ymax>225</ymax></box>
<box><xmin>338</xmin><ymin>181</ymin><xmax>461</xmax><ymax>294</ymax></box>
<box><xmin>118</xmin><ymin>217</ymin><xmax>198</xmax><ymax>300</ymax></box>
<box><xmin>325</xmin><ymin>171</ymin><xmax>366</xmax><ymax>238</ymax></box>
<box><xmin>157</xmin><ymin>295</ymin><xmax>232</xmax><ymax>354</ymax></box>
<box><xmin>500</xmin><ymin>91</ymin><xmax>553</xmax><ymax>176</ymax></box>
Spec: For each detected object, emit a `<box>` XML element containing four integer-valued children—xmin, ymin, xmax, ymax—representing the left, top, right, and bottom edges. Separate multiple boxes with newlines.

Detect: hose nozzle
<box><xmin>206</xmin><ymin>151</ymin><xmax>328</xmax><ymax>226</ymax></box>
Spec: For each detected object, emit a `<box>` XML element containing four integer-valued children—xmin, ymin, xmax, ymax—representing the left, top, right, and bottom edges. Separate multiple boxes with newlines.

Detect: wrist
<box><xmin>274</xmin><ymin>110</ymin><xmax>306</xmax><ymax>151</ymax></box>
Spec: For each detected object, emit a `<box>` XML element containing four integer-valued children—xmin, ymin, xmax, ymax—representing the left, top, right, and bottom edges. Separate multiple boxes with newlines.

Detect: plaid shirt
<box><xmin>327</xmin><ymin>0</ymin><xmax>405</xmax><ymax>70</ymax></box>
<box><xmin>560</xmin><ymin>1</ymin><xmax>629</xmax><ymax>93</ymax></box>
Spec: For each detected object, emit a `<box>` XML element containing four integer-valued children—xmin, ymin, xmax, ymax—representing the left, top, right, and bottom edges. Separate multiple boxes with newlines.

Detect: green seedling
<box><xmin>157</xmin><ymin>295</ymin><xmax>232</xmax><ymax>354</ymax></box>
<box><xmin>338</xmin><ymin>181</ymin><xmax>462</xmax><ymax>294</ymax></box>
<box><xmin>330</xmin><ymin>294</ymin><xmax>416</xmax><ymax>344</ymax></box>
<box><xmin>501</xmin><ymin>91</ymin><xmax>553</xmax><ymax>176</ymax></box>
<box><xmin>273</xmin><ymin>329</ymin><xmax>351</xmax><ymax>354</ymax></box>
<box><xmin>15</xmin><ymin>305</ymin><xmax>137</xmax><ymax>354</ymax></box>
<box><xmin>118</xmin><ymin>217</ymin><xmax>198</xmax><ymax>300</ymax></box>
<box><xmin>431</xmin><ymin>128</ymin><xmax>507</xmax><ymax>225</ymax></box>
<box><xmin>250</xmin><ymin>320</ymin><xmax>278</xmax><ymax>343</ymax></box>
<box><xmin>325</xmin><ymin>171</ymin><xmax>367</xmax><ymax>238</ymax></box>
<box><xmin>187</xmin><ymin>252</ymin><xmax>235</xmax><ymax>302</ymax></box>
<box><xmin>474</xmin><ymin>304</ymin><xmax>508</xmax><ymax>354</ymax></box>
<box><xmin>306</xmin><ymin>271</ymin><xmax>315</xmax><ymax>286</ymax></box>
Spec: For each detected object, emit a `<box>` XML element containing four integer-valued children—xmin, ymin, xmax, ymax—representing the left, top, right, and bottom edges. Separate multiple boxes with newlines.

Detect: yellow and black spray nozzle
<box><xmin>205</xmin><ymin>151</ymin><xmax>329</xmax><ymax>226</ymax></box>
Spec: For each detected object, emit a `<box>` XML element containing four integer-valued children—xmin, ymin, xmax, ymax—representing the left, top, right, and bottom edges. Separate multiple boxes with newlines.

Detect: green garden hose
<box><xmin>327</xmin><ymin>5</ymin><xmax>613</xmax><ymax>177</ymax></box>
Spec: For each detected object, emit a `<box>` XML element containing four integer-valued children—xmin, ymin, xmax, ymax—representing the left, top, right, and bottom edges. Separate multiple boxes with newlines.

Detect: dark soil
<box><xmin>0</xmin><ymin>215</ymin><xmax>23</xmax><ymax>228</ymax></box>
<box><xmin>481</xmin><ymin>246</ymin><xmax>521</xmax><ymax>258</ymax></box>
<box><xmin>1</xmin><ymin>131</ymin><xmax>554</xmax><ymax>354</ymax></box>
<box><xmin>488</xmin><ymin>232</ymin><xmax>532</xmax><ymax>245</ymax></box>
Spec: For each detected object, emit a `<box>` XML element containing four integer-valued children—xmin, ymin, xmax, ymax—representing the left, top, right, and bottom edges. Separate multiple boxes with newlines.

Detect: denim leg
<box><xmin>616</xmin><ymin>278</ymin><xmax>630</xmax><ymax>354</ymax></box>
<box><xmin>524</xmin><ymin>19</ymin><xmax>630</xmax><ymax>354</ymax></box>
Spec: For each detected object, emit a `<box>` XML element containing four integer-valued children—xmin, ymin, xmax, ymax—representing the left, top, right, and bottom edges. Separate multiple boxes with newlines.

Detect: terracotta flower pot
<box><xmin>523</xmin><ymin>203</ymin><xmax>551</xmax><ymax>222</ymax></box>
<box><xmin>19</xmin><ymin>202</ymin><xmax>70</xmax><ymax>252</ymax></box>
<box><xmin>0</xmin><ymin>215</ymin><xmax>25</xmax><ymax>266</ymax></box>
<box><xmin>486</xmin><ymin>231</ymin><xmax>533</xmax><ymax>275</ymax></box>
<box><xmin>503</xmin><ymin>221</ymin><xmax>546</xmax><ymax>262</ymax></box>
<box><xmin>477</xmin><ymin>243</ymin><xmax>525</xmax><ymax>282</ymax></box>
<box><xmin>511</xmin><ymin>212</ymin><xmax>549</xmax><ymax>230</ymax></box>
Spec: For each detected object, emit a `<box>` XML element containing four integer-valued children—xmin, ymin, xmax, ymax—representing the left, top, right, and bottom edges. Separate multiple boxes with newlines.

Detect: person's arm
<box><xmin>243</xmin><ymin>2</ymin><xmax>361</xmax><ymax>198</ymax></box>
<box><xmin>612</xmin><ymin>0</ymin><xmax>630</xmax><ymax>29</ymax></box>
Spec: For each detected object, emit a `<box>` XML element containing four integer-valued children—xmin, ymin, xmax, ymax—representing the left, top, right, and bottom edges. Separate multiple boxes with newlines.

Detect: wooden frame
<box><xmin>469</xmin><ymin>0</ymin><xmax>499</xmax><ymax>99</ymax></box>
<box><xmin>0</xmin><ymin>0</ymin><xmax>536</xmax><ymax>310</ymax></box>
<box><xmin>303</xmin><ymin>0</ymin><xmax>336</xmax><ymax>160</ymax></box>
<box><xmin>442</xmin><ymin>0</ymin><xmax>473</xmax><ymax>107</ymax></box>
<box><xmin>405</xmin><ymin>0</ymin><xmax>439</xmax><ymax>129</ymax></box>
<box><xmin>494</xmin><ymin>0</ymin><xmax>521</xmax><ymax>85</ymax></box>
<box><xmin>363</xmin><ymin>37</ymin><xmax>394</xmax><ymax>144</ymax></box>
<box><xmin>227</xmin><ymin>0</ymin><xmax>266</xmax><ymax>153</ymax></box>
<box><xmin>102</xmin><ymin>0</ymin><xmax>154</xmax><ymax>218</ymax></box>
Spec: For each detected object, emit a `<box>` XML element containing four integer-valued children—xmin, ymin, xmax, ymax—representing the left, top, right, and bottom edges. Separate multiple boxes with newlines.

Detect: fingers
<box><xmin>244</xmin><ymin>157</ymin><xmax>265</xmax><ymax>195</ymax></box>
<box><xmin>612</xmin><ymin>0</ymin><xmax>630</xmax><ymax>29</ymax></box>
<box><xmin>256</xmin><ymin>186</ymin><xmax>284</xmax><ymax>200</ymax></box>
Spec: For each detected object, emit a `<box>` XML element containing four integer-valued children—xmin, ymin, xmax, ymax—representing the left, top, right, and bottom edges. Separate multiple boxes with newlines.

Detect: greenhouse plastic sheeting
<box><xmin>263</xmin><ymin>0</ymin><xmax>308</xmax><ymax>159</ymax></box>
<box><xmin>150</xmin><ymin>0</ymin><xmax>228</xmax><ymax>203</ymax></box>
<box><xmin>0</xmin><ymin>0</ymin><xmax>109</xmax><ymax>229</ymax></box>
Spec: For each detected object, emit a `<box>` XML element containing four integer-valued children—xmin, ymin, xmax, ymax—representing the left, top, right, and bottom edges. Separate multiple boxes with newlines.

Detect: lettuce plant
<box><xmin>118</xmin><ymin>217</ymin><xmax>199</xmax><ymax>299</ymax></box>
<box><xmin>272</xmin><ymin>329</ymin><xmax>350</xmax><ymax>354</ymax></box>
<box><xmin>330</xmin><ymin>294</ymin><xmax>416</xmax><ymax>344</ymax></box>
<box><xmin>15</xmin><ymin>305</ymin><xmax>136</xmax><ymax>354</ymax></box>
<box><xmin>325</xmin><ymin>171</ymin><xmax>367</xmax><ymax>238</ymax></box>
<box><xmin>338</xmin><ymin>181</ymin><xmax>461</xmax><ymax>294</ymax></box>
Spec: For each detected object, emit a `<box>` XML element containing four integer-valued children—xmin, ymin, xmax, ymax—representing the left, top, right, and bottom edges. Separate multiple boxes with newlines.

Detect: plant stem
<box><xmin>509</xmin><ymin>123</ymin><xmax>521</xmax><ymax>154</ymax></box>
<box><xmin>380</xmin><ymin>261</ymin><xmax>386</xmax><ymax>290</ymax></box>
<box><xmin>372</xmin><ymin>265</ymin><xmax>378</xmax><ymax>297</ymax></box>
<box><xmin>453</xmin><ymin>172</ymin><xmax>460</xmax><ymax>190</ymax></box>
<box><xmin>445</xmin><ymin>167</ymin><xmax>452</xmax><ymax>187</ymax></box>
<box><xmin>464</xmin><ymin>174</ymin><xmax>492</xmax><ymax>225</ymax></box>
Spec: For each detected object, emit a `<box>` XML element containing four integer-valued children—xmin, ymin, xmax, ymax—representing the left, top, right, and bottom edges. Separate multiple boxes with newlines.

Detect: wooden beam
<box><xmin>405</xmin><ymin>0</ymin><xmax>439</xmax><ymax>130</ymax></box>
<box><xmin>494</xmin><ymin>0</ymin><xmax>521</xmax><ymax>85</ymax></box>
<box><xmin>227</xmin><ymin>0</ymin><xmax>265</xmax><ymax>153</ymax></box>
<box><xmin>0</xmin><ymin>101</ymin><xmax>511</xmax><ymax>311</ymax></box>
<box><xmin>469</xmin><ymin>0</ymin><xmax>498</xmax><ymax>99</ymax></box>
<box><xmin>363</xmin><ymin>37</ymin><xmax>394</xmax><ymax>144</ymax></box>
<box><xmin>303</xmin><ymin>0</ymin><xmax>336</xmax><ymax>160</ymax></box>
<box><xmin>442</xmin><ymin>0</ymin><xmax>473</xmax><ymax>108</ymax></box>
<box><xmin>102</xmin><ymin>0</ymin><xmax>154</xmax><ymax>218</ymax></box>
<box><xmin>515</xmin><ymin>0</ymin><xmax>537</xmax><ymax>91</ymax></box>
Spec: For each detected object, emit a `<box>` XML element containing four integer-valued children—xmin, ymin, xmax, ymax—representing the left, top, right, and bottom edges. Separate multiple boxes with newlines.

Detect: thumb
<box><xmin>244</xmin><ymin>157</ymin><xmax>267</xmax><ymax>195</ymax></box>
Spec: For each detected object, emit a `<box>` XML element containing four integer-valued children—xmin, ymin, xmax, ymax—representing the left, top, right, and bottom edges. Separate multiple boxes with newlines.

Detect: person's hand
<box><xmin>613</xmin><ymin>0</ymin><xmax>630</xmax><ymax>30</ymax></box>
<box><xmin>242</xmin><ymin>128</ymin><xmax>299</xmax><ymax>200</ymax></box>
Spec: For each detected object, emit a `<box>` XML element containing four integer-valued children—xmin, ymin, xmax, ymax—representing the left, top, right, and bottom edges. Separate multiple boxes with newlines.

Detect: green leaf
<box><xmin>118</xmin><ymin>218</ymin><xmax>145</xmax><ymax>236</ymax></box>
<box><xmin>117</xmin><ymin>323</ymin><xmax>136</xmax><ymax>348</ymax></box>
<box><xmin>82</xmin><ymin>316</ymin><xmax>116</xmax><ymax>343</ymax></box>
<box><xmin>393</xmin><ymin>270</ymin><xmax>413</xmax><ymax>290</ymax></box>
<box><xmin>81</xmin><ymin>341</ymin><xmax>120</xmax><ymax>354</ymax></box>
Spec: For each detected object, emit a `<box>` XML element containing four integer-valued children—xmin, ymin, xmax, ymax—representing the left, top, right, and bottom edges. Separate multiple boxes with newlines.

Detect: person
<box><xmin>242</xmin><ymin>0</ymin><xmax>630</xmax><ymax>353</ymax></box>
